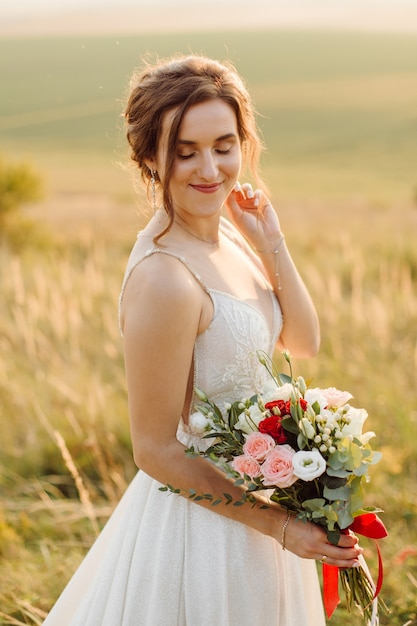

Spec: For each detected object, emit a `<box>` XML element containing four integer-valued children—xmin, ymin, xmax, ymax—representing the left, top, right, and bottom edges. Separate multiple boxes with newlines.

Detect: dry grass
<box><xmin>0</xmin><ymin>198</ymin><xmax>416</xmax><ymax>625</ymax></box>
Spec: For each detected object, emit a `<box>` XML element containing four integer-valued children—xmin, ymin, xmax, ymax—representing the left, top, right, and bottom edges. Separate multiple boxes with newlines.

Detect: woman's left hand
<box><xmin>224</xmin><ymin>182</ymin><xmax>283</xmax><ymax>251</ymax></box>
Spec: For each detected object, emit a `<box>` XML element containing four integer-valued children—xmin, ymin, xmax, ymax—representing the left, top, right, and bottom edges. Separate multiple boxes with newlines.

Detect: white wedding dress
<box><xmin>43</xmin><ymin>243</ymin><xmax>326</xmax><ymax>626</ymax></box>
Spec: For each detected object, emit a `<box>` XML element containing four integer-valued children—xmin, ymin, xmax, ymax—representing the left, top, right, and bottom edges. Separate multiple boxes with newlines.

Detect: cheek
<box><xmin>227</xmin><ymin>149</ymin><xmax>242</xmax><ymax>175</ymax></box>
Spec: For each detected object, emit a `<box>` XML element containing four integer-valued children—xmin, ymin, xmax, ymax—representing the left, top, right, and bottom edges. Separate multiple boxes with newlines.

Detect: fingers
<box><xmin>337</xmin><ymin>530</ymin><xmax>360</xmax><ymax>548</ymax></box>
<box><xmin>284</xmin><ymin>517</ymin><xmax>363</xmax><ymax>567</ymax></box>
<box><xmin>317</xmin><ymin>543</ymin><xmax>363</xmax><ymax>569</ymax></box>
<box><xmin>319</xmin><ymin>531</ymin><xmax>362</xmax><ymax>568</ymax></box>
<box><xmin>230</xmin><ymin>181</ymin><xmax>261</xmax><ymax>211</ymax></box>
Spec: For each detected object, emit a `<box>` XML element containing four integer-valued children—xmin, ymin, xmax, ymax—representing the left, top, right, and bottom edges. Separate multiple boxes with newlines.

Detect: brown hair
<box><xmin>124</xmin><ymin>54</ymin><xmax>265</xmax><ymax>241</ymax></box>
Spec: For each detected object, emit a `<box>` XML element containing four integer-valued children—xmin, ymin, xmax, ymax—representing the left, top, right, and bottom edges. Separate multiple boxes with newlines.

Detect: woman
<box><xmin>44</xmin><ymin>55</ymin><xmax>362</xmax><ymax>625</ymax></box>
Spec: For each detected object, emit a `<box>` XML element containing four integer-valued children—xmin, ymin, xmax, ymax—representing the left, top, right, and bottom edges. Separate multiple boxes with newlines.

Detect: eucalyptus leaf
<box><xmin>302</xmin><ymin>498</ymin><xmax>326</xmax><ymax>512</ymax></box>
<box><xmin>335</xmin><ymin>505</ymin><xmax>354</xmax><ymax>529</ymax></box>
<box><xmin>327</xmin><ymin>529</ymin><xmax>341</xmax><ymax>546</ymax></box>
<box><xmin>323</xmin><ymin>485</ymin><xmax>351</xmax><ymax>501</ymax></box>
<box><xmin>326</xmin><ymin>466</ymin><xmax>349</xmax><ymax>478</ymax></box>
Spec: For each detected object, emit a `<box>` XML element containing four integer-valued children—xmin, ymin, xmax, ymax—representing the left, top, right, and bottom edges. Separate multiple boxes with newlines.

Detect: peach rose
<box><xmin>261</xmin><ymin>445</ymin><xmax>298</xmax><ymax>488</ymax></box>
<box><xmin>231</xmin><ymin>455</ymin><xmax>262</xmax><ymax>479</ymax></box>
<box><xmin>320</xmin><ymin>387</ymin><xmax>353</xmax><ymax>408</ymax></box>
<box><xmin>243</xmin><ymin>432</ymin><xmax>276</xmax><ymax>461</ymax></box>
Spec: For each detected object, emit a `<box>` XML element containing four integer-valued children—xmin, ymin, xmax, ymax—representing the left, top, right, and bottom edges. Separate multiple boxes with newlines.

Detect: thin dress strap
<box><xmin>118</xmin><ymin>248</ymin><xmax>209</xmax><ymax>336</ymax></box>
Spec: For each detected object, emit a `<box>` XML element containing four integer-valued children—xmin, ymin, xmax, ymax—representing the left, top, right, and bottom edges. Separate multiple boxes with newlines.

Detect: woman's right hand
<box><xmin>283</xmin><ymin>515</ymin><xmax>363</xmax><ymax>568</ymax></box>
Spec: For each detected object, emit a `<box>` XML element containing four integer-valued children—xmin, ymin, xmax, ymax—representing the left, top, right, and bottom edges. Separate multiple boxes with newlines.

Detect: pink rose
<box><xmin>261</xmin><ymin>445</ymin><xmax>298</xmax><ymax>488</ymax></box>
<box><xmin>231</xmin><ymin>455</ymin><xmax>262</xmax><ymax>479</ymax></box>
<box><xmin>320</xmin><ymin>387</ymin><xmax>353</xmax><ymax>408</ymax></box>
<box><xmin>243</xmin><ymin>432</ymin><xmax>276</xmax><ymax>461</ymax></box>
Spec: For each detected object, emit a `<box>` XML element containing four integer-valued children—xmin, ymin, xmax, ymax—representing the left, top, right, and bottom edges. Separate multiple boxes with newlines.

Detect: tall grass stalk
<box><xmin>0</xmin><ymin>207</ymin><xmax>416</xmax><ymax>624</ymax></box>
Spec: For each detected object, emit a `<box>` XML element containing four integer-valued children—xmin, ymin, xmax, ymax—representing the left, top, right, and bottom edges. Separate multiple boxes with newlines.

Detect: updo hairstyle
<box><xmin>124</xmin><ymin>55</ymin><xmax>264</xmax><ymax>239</ymax></box>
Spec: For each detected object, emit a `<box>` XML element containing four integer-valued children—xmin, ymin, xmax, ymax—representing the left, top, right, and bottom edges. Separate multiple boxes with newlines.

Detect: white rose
<box><xmin>188</xmin><ymin>411</ymin><xmax>210</xmax><ymax>435</ymax></box>
<box><xmin>304</xmin><ymin>388</ymin><xmax>328</xmax><ymax>411</ymax></box>
<box><xmin>292</xmin><ymin>450</ymin><xmax>327</xmax><ymax>481</ymax></box>
<box><xmin>341</xmin><ymin>407</ymin><xmax>373</xmax><ymax>442</ymax></box>
<box><xmin>261</xmin><ymin>382</ymin><xmax>294</xmax><ymax>404</ymax></box>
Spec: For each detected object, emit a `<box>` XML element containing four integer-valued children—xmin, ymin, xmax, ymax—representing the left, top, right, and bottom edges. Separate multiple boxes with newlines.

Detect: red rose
<box><xmin>265</xmin><ymin>400</ymin><xmax>291</xmax><ymax>416</ymax></box>
<box><xmin>258</xmin><ymin>415</ymin><xmax>288</xmax><ymax>444</ymax></box>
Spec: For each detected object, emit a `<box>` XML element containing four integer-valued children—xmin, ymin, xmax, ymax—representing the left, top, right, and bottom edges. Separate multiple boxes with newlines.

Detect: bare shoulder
<box><xmin>120</xmin><ymin>251</ymin><xmax>204</xmax><ymax>332</ymax></box>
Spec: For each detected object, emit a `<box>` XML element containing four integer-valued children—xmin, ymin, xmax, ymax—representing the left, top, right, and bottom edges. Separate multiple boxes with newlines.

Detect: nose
<box><xmin>198</xmin><ymin>150</ymin><xmax>219</xmax><ymax>180</ymax></box>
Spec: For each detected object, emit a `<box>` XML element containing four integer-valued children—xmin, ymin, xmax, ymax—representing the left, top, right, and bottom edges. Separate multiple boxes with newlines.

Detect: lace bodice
<box><xmin>119</xmin><ymin>247</ymin><xmax>283</xmax><ymax>449</ymax></box>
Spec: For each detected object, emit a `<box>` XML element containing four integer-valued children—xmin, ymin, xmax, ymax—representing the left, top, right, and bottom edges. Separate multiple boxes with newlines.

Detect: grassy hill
<box><xmin>1</xmin><ymin>30</ymin><xmax>417</xmax><ymax>203</ymax></box>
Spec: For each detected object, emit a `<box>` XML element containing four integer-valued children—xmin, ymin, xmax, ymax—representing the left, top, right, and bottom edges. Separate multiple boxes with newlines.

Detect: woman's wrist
<box><xmin>280</xmin><ymin>511</ymin><xmax>292</xmax><ymax>550</ymax></box>
<box><xmin>254</xmin><ymin>234</ymin><xmax>285</xmax><ymax>255</ymax></box>
<box><xmin>254</xmin><ymin>235</ymin><xmax>286</xmax><ymax>291</ymax></box>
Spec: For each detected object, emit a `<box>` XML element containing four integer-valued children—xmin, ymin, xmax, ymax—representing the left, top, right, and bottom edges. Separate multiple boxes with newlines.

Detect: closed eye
<box><xmin>215</xmin><ymin>147</ymin><xmax>231</xmax><ymax>155</ymax></box>
<box><xmin>177</xmin><ymin>152</ymin><xmax>196</xmax><ymax>160</ymax></box>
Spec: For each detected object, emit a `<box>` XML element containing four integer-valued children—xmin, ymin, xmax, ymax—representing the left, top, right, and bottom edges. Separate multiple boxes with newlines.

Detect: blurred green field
<box><xmin>1</xmin><ymin>29</ymin><xmax>417</xmax><ymax>202</ymax></box>
<box><xmin>1</xmin><ymin>28</ymin><xmax>417</xmax><ymax>626</ymax></box>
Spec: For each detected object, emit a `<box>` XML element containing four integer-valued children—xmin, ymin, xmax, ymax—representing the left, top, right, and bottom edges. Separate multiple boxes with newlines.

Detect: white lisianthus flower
<box><xmin>342</xmin><ymin>407</ymin><xmax>375</xmax><ymax>443</ymax></box>
<box><xmin>188</xmin><ymin>411</ymin><xmax>210</xmax><ymax>435</ymax></box>
<box><xmin>261</xmin><ymin>382</ymin><xmax>294</xmax><ymax>404</ymax></box>
<box><xmin>292</xmin><ymin>450</ymin><xmax>327</xmax><ymax>481</ymax></box>
<box><xmin>304</xmin><ymin>388</ymin><xmax>328</xmax><ymax>411</ymax></box>
<box><xmin>235</xmin><ymin>403</ymin><xmax>264</xmax><ymax>434</ymax></box>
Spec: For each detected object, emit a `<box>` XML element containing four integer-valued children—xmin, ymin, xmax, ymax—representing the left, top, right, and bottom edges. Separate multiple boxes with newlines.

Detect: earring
<box><xmin>150</xmin><ymin>170</ymin><xmax>157</xmax><ymax>213</ymax></box>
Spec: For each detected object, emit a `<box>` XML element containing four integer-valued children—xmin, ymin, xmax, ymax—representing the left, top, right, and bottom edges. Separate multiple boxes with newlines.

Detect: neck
<box><xmin>173</xmin><ymin>217</ymin><xmax>220</xmax><ymax>246</ymax></box>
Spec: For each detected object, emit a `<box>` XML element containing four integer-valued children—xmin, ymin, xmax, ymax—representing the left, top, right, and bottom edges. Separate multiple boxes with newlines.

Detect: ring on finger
<box><xmin>319</xmin><ymin>555</ymin><xmax>328</xmax><ymax>564</ymax></box>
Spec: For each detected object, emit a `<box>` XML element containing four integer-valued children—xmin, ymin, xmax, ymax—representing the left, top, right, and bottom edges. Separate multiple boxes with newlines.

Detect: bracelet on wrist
<box><xmin>255</xmin><ymin>234</ymin><xmax>285</xmax><ymax>255</ymax></box>
<box><xmin>280</xmin><ymin>511</ymin><xmax>291</xmax><ymax>550</ymax></box>
<box><xmin>255</xmin><ymin>235</ymin><xmax>285</xmax><ymax>291</ymax></box>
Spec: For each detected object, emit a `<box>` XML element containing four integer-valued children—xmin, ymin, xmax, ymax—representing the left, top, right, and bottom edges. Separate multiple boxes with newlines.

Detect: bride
<box><xmin>43</xmin><ymin>54</ymin><xmax>362</xmax><ymax>625</ymax></box>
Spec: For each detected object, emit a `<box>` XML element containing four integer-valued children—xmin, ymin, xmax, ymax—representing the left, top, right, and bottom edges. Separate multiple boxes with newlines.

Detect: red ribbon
<box><xmin>322</xmin><ymin>513</ymin><xmax>388</xmax><ymax>619</ymax></box>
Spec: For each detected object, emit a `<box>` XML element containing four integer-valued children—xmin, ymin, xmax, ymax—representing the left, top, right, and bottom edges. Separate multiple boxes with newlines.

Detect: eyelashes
<box><xmin>177</xmin><ymin>148</ymin><xmax>232</xmax><ymax>160</ymax></box>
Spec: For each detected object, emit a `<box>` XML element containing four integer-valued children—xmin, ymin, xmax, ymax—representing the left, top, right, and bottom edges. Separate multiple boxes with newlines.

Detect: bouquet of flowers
<box><xmin>183</xmin><ymin>350</ymin><xmax>388</xmax><ymax>623</ymax></box>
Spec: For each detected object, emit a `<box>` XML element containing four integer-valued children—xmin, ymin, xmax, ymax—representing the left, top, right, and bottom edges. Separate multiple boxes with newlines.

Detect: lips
<box><xmin>190</xmin><ymin>183</ymin><xmax>222</xmax><ymax>194</ymax></box>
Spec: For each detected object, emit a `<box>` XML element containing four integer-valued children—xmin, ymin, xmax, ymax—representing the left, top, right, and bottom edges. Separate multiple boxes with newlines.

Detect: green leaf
<box><xmin>302</xmin><ymin>498</ymin><xmax>326</xmax><ymax>512</ymax></box>
<box><xmin>327</xmin><ymin>529</ymin><xmax>342</xmax><ymax>546</ymax></box>
<box><xmin>281</xmin><ymin>417</ymin><xmax>299</xmax><ymax>434</ymax></box>
<box><xmin>334</xmin><ymin>502</ymin><xmax>354</xmax><ymax>529</ymax></box>
<box><xmin>166</xmin><ymin>484</ymin><xmax>180</xmax><ymax>494</ymax></box>
<box><xmin>323</xmin><ymin>485</ymin><xmax>351</xmax><ymax>501</ymax></box>
<box><xmin>312</xmin><ymin>400</ymin><xmax>321</xmax><ymax>415</ymax></box>
<box><xmin>297</xmin><ymin>432</ymin><xmax>307</xmax><ymax>449</ymax></box>
<box><xmin>326</xmin><ymin>466</ymin><xmax>349</xmax><ymax>478</ymax></box>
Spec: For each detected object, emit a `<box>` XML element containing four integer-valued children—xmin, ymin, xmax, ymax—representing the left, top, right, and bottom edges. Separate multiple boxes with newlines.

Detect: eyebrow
<box><xmin>177</xmin><ymin>133</ymin><xmax>237</xmax><ymax>146</ymax></box>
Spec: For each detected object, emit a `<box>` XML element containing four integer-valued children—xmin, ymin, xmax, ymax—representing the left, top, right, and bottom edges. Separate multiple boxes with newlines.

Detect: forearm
<box><xmin>256</xmin><ymin>238</ymin><xmax>320</xmax><ymax>357</ymax></box>
<box><xmin>135</xmin><ymin>435</ymin><xmax>286</xmax><ymax>540</ymax></box>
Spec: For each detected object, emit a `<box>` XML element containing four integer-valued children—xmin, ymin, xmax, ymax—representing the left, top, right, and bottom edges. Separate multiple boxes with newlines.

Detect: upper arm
<box><xmin>120</xmin><ymin>254</ymin><xmax>204</xmax><ymax>465</ymax></box>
